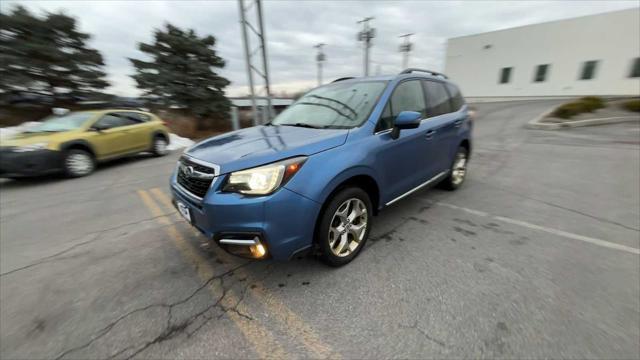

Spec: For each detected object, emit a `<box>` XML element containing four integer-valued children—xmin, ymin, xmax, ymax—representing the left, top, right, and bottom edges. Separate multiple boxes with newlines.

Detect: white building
<box><xmin>444</xmin><ymin>8</ymin><xmax>640</xmax><ymax>100</ymax></box>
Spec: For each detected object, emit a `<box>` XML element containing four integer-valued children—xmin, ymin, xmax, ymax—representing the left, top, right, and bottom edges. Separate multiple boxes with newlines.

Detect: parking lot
<box><xmin>1</xmin><ymin>100</ymin><xmax>638</xmax><ymax>359</ymax></box>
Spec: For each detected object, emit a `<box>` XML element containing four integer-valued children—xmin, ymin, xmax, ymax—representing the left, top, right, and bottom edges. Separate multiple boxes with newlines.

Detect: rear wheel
<box><xmin>440</xmin><ymin>146</ymin><xmax>468</xmax><ymax>190</ymax></box>
<box><xmin>63</xmin><ymin>149</ymin><xmax>95</xmax><ymax>177</ymax></box>
<box><xmin>317</xmin><ymin>187</ymin><xmax>372</xmax><ymax>267</ymax></box>
<box><xmin>151</xmin><ymin>135</ymin><xmax>169</xmax><ymax>156</ymax></box>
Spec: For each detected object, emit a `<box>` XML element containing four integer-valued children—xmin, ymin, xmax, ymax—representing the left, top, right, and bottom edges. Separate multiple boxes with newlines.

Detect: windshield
<box><xmin>26</xmin><ymin>112</ymin><xmax>95</xmax><ymax>133</ymax></box>
<box><xmin>271</xmin><ymin>81</ymin><xmax>388</xmax><ymax>129</ymax></box>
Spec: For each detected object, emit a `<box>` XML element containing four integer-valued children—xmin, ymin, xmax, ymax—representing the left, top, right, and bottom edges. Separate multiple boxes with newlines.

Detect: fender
<box><xmin>59</xmin><ymin>139</ymin><xmax>96</xmax><ymax>157</ymax></box>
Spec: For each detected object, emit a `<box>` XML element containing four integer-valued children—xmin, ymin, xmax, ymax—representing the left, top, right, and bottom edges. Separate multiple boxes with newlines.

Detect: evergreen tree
<box><xmin>0</xmin><ymin>6</ymin><xmax>109</xmax><ymax>103</ymax></box>
<box><xmin>130</xmin><ymin>24</ymin><xmax>231</xmax><ymax>127</ymax></box>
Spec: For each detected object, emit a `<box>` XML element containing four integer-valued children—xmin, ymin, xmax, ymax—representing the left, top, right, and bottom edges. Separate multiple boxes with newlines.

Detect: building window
<box><xmin>499</xmin><ymin>67</ymin><xmax>512</xmax><ymax>84</ymax></box>
<box><xmin>579</xmin><ymin>60</ymin><xmax>599</xmax><ymax>80</ymax></box>
<box><xmin>630</xmin><ymin>58</ymin><xmax>640</xmax><ymax>78</ymax></box>
<box><xmin>533</xmin><ymin>64</ymin><xmax>550</xmax><ymax>82</ymax></box>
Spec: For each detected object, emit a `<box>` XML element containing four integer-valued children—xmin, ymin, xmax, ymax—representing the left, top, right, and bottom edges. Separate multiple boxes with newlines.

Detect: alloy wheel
<box><xmin>328</xmin><ymin>198</ymin><xmax>368</xmax><ymax>257</ymax></box>
<box><xmin>154</xmin><ymin>138</ymin><xmax>168</xmax><ymax>155</ymax></box>
<box><xmin>67</xmin><ymin>152</ymin><xmax>93</xmax><ymax>176</ymax></box>
<box><xmin>451</xmin><ymin>150</ymin><xmax>467</xmax><ymax>185</ymax></box>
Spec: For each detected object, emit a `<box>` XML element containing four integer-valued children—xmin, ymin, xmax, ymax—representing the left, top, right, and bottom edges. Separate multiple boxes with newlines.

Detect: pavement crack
<box><xmin>399</xmin><ymin>320</ymin><xmax>446</xmax><ymax>348</ymax></box>
<box><xmin>0</xmin><ymin>213</ymin><xmax>177</xmax><ymax>277</ymax></box>
<box><xmin>54</xmin><ymin>261</ymin><xmax>251</xmax><ymax>360</ymax></box>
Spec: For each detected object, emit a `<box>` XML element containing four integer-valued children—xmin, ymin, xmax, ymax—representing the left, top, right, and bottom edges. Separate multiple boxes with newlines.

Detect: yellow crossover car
<box><xmin>0</xmin><ymin>109</ymin><xmax>170</xmax><ymax>178</ymax></box>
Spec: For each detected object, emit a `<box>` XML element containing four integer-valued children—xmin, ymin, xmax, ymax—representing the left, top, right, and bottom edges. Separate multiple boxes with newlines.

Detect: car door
<box><xmin>422</xmin><ymin>80</ymin><xmax>457</xmax><ymax>173</ymax></box>
<box><xmin>89</xmin><ymin>113</ymin><xmax>131</xmax><ymax>158</ymax></box>
<box><xmin>371</xmin><ymin>79</ymin><xmax>440</xmax><ymax>203</ymax></box>
<box><xmin>115</xmin><ymin>112</ymin><xmax>153</xmax><ymax>153</ymax></box>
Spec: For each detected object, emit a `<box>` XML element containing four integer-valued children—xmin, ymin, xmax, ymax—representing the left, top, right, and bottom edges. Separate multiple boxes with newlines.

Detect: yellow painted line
<box><xmin>150</xmin><ymin>188</ymin><xmax>338</xmax><ymax>359</ymax></box>
<box><xmin>137</xmin><ymin>189</ymin><xmax>287</xmax><ymax>359</ymax></box>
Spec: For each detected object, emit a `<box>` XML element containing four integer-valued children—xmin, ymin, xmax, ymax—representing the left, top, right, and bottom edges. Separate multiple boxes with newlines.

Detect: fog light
<box><xmin>249</xmin><ymin>243</ymin><xmax>267</xmax><ymax>258</ymax></box>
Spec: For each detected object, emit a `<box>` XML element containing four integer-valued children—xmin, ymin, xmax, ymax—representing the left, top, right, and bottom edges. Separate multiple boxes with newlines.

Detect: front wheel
<box><xmin>317</xmin><ymin>187</ymin><xmax>373</xmax><ymax>267</ymax></box>
<box><xmin>63</xmin><ymin>149</ymin><xmax>95</xmax><ymax>177</ymax></box>
<box><xmin>440</xmin><ymin>146</ymin><xmax>468</xmax><ymax>190</ymax></box>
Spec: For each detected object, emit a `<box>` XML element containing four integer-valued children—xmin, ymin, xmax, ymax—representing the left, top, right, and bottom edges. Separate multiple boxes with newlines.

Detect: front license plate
<box><xmin>176</xmin><ymin>201</ymin><xmax>191</xmax><ymax>222</ymax></box>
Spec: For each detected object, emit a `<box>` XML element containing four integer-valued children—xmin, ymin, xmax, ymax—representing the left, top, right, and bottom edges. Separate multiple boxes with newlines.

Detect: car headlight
<box><xmin>14</xmin><ymin>142</ymin><xmax>48</xmax><ymax>152</ymax></box>
<box><xmin>223</xmin><ymin>156</ymin><xmax>307</xmax><ymax>195</ymax></box>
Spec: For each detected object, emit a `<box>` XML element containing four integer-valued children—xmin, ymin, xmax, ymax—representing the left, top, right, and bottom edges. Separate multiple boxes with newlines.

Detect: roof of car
<box><xmin>332</xmin><ymin>72</ymin><xmax>451</xmax><ymax>84</ymax></box>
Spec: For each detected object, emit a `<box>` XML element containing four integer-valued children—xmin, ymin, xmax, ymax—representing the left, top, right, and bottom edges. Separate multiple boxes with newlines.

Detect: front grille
<box><xmin>176</xmin><ymin>156</ymin><xmax>217</xmax><ymax>198</ymax></box>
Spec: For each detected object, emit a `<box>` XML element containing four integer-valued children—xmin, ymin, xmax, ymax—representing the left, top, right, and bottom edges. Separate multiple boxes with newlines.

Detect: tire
<box><xmin>440</xmin><ymin>146</ymin><xmax>468</xmax><ymax>191</ymax></box>
<box><xmin>316</xmin><ymin>187</ymin><xmax>373</xmax><ymax>267</ymax></box>
<box><xmin>151</xmin><ymin>135</ymin><xmax>169</xmax><ymax>156</ymax></box>
<box><xmin>63</xmin><ymin>149</ymin><xmax>95</xmax><ymax>177</ymax></box>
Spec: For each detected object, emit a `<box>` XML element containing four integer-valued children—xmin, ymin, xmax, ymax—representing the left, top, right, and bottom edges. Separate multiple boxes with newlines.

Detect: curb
<box><xmin>526</xmin><ymin>111</ymin><xmax>640</xmax><ymax>130</ymax></box>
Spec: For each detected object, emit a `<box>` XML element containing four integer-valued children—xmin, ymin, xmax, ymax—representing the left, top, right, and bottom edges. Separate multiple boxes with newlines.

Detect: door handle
<box><xmin>454</xmin><ymin>119</ymin><xmax>463</xmax><ymax>127</ymax></box>
<box><xmin>425</xmin><ymin>130</ymin><xmax>436</xmax><ymax>140</ymax></box>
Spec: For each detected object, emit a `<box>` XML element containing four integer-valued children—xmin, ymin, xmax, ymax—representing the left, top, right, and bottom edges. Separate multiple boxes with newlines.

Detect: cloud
<box><xmin>4</xmin><ymin>0</ymin><xmax>637</xmax><ymax>96</ymax></box>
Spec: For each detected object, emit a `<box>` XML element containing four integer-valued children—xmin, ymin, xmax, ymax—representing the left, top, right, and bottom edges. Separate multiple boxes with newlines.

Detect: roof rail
<box><xmin>332</xmin><ymin>77</ymin><xmax>355</xmax><ymax>83</ymax></box>
<box><xmin>399</xmin><ymin>68</ymin><xmax>448</xmax><ymax>79</ymax></box>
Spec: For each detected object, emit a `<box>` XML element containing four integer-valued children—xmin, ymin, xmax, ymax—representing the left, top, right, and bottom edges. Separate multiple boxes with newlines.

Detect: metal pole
<box><xmin>255</xmin><ymin>0</ymin><xmax>273</xmax><ymax>121</ymax></box>
<box><xmin>230</xmin><ymin>106</ymin><xmax>240</xmax><ymax>130</ymax></box>
<box><xmin>238</xmin><ymin>0</ymin><xmax>259</xmax><ymax>126</ymax></box>
<box><xmin>314</xmin><ymin>43</ymin><xmax>326</xmax><ymax>86</ymax></box>
<box><xmin>399</xmin><ymin>33</ymin><xmax>414</xmax><ymax>70</ymax></box>
<box><xmin>358</xmin><ymin>17</ymin><xmax>375</xmax><ymax>77</ymax></box>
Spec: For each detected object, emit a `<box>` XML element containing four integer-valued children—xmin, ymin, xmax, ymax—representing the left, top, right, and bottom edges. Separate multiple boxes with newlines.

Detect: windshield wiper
<box><xmin>281</xmin><ymin>123</ymin><xmax>322</xmax><ymax>129</ymax></box>
<box><xmin>24</xmin><ymin>129</ymin><xmax>60</xmax><ymax>133</ymax></box>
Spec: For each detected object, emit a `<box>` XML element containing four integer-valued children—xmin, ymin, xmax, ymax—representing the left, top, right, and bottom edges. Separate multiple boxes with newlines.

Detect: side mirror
<box><xmin>391</xmin><ymin>111</ymin><xmax>422</xmax><ymax>139</ymax></box>
<box><xmin>91</xmin><ymin>124</ymin><xmax>106</xmax><ymax>132</ymax></box>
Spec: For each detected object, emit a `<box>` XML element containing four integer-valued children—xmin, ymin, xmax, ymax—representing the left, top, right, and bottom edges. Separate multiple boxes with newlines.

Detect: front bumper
<box><xmin>0</xmin><ymin>148</ymin><xmax>64</xmax><ymax>177</ymax></box>
<box><xmin>170</xmin><ymin>173</ymin><xmax>321</xmax><ymax>261</ymax></box>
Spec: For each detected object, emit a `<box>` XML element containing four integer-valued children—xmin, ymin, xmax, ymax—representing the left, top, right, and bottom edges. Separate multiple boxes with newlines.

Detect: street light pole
<box><xmin>314</xmin><ymin>43</ymin><xmax>326</xmax><ymax>86</ymax></box>
<box><xmin>357</xmin><ymin>17</ymin><xmax>375</xmax><ymax>76</ymax></box>
<box><xmin>399</xmin><ymin>33</ymin><xmax>414</xmax><ymax>70</ymax></box>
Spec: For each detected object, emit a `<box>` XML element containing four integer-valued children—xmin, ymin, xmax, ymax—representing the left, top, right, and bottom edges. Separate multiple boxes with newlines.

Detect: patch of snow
<box><xmin>167</xmin><ymin>133</ymin><xmax>194</xmax><ymax>151</ymax></box>
<box><xmin>0</xmin><ymin>122</ymin><xmax>41</xmax><ymax>141</ymax></box>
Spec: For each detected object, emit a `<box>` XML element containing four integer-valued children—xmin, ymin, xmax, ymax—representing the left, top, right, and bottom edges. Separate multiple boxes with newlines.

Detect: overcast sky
<box><xmin>3</xmin><ymin>0</ymin><xmax>638</xmax><ymax>97</ymax></box>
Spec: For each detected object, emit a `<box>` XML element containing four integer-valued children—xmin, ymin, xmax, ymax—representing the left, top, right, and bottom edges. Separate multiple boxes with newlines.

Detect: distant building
<box><xmin>445</xmin><ymin>8</ymin><xmax>640</xmax><ymax>100</ymax></box>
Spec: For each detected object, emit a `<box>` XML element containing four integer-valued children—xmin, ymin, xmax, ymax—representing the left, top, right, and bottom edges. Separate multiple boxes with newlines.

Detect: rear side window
<box><xmin>445</xmin><ymin>83</ymin><xmax>465</xmax><ymax>111</ymax></box>
<box><xmin>423</xmin><ymin>81</ymin><xmax>452</xmax><ymax>117</ymax></box>
<box><xmin>119</xmin><ymin>112</ymin><xmax>150</xmax><ymax>123</ymax></box>
<box><xmin>376</xmin><ymin>80</ymin><xmax>426</xmax><ymax>132</ymax></box>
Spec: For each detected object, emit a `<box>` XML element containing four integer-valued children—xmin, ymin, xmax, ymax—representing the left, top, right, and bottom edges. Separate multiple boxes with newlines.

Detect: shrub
<box><xmin>579</xmin><ymin>96</ymin><xmax>605</xmax><ymax>112</ymax></box>
<box><xmin>622</xmin><ymin>99</ymin><xmax>640</xmax><ymax>112</ymax></box>
<box><xmin>553</xmin><ymin>102</ymin><xmax>586</xmax><ymax>119</ymax></box>
<box><xmin>552</xmin><ymin>96</ymin><xmax>606</xmax><ymax>119</ymax></box>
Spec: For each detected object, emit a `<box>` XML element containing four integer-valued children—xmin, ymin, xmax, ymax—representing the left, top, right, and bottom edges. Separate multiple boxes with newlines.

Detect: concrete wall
<box><xmin>445</xmin><ymin>8</ymin><xmax>640</xmax><ymax>97</ymax></box>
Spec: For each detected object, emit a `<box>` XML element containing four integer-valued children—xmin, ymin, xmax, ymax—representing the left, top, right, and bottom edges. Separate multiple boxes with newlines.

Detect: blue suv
<box><xmin>170</xmin><ymin>69</ymin><xmax>472</xmax><ymax>266</ymax></box>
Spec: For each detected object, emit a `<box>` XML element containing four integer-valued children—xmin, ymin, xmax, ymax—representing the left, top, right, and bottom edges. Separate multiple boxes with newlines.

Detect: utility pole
<box><xmin>399</xmin><ymin>33</ymin><xmax>414</xmax><ymax>70</ymax></box>
<box><xmin>238</xmin><ymin>0</ymin><xmax>273</xmax><ymax>125</ymax></box>
<box><xmin>357</xmin><ymin>17</ymin><xmax>375</xmax><ymax>76</ymax></box>
<box><xmin>314</xmin><ymin>43</ymin><xmax>326</xmax><ymax>86</ymax></box>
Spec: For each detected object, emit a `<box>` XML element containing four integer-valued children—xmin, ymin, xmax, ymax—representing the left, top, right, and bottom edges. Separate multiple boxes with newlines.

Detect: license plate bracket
<box><xmin>176</xmin><ymin>201</ymin><xmax>192</xmax><ymax>223</ymax></box>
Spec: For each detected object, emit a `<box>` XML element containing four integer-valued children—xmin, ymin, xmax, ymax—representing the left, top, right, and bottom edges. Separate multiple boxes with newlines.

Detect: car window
<box><xmin>123</xmin><ymin>112</ymin><xmax>151</xmax><ymax>123</ymax></box>
<box><xmin>25</xmin><ymin>112</ymin><xmax>95</xmax><ymax>133</ymax></box>
<box><xmin>94</xmin><ymin>114</ymin><xmax>131</xmax><ymax>129</ymax></box>
<box><xmin>271</xmin><ymin>81</ymin><xmax>388</xmax><ymax>129</ymax></box>
<box><xmin>423</xmin><ymin>81</ymin><xmax>452</xmax><ymax>117</ymax></box>
<box><xmin>376</xmin><ymin>80</ymin><xmax>426</xmax><ymax>132</ymax></box>
<box><xmin>445</xmin><ymin>83</ymin><xmax>465</xmax><ymax>111</ymax></box>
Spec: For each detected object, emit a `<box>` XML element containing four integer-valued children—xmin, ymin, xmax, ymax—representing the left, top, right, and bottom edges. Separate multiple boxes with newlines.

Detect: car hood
<box><xmin>0</xmin><ymin>130</ymin><xmax>81</xmax><ymax>147</ymax></box>
<box><xmin>185</xmin><ymin>125</ymin><xmax>349</xmax><ymax>174</ymax></box>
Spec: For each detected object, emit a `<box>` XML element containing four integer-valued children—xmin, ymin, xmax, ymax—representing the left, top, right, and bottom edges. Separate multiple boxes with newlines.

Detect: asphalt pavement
<box><xmin>1</xmin><ymin>100</ymin><xmax>639</xmax><ymax>359</ymax></box>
